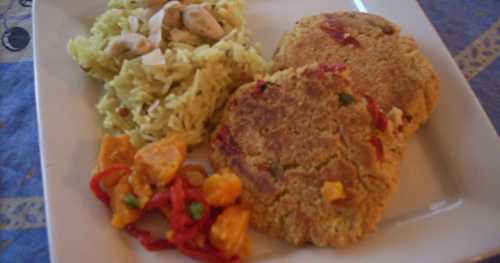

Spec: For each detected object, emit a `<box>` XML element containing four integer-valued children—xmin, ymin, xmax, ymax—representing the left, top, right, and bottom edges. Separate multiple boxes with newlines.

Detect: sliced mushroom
<box><xmin>182</xmin><ymin>4</ymin><xmax>224</xmax><ymax>40</ymax></box>
<box><xmin>148</xmin><ymin>1</ymin><xmax>183</xmax><ymax>47</ymax></box>
<box><xmin>105</xmin><ymin>33</ymin><xmax>153</xmax><ymax>57</ymax></box>
<box><xmin>142</xmin><ymin>48</ymin><xmax>165</xmax><ymax>66</ymax></box>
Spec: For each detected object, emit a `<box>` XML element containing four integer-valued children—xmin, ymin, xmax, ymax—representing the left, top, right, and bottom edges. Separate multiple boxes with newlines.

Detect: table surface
<box><xmin>0</xmin><ymin>0</ymin><xmax>499</xmax><ymax>262</ymax></box>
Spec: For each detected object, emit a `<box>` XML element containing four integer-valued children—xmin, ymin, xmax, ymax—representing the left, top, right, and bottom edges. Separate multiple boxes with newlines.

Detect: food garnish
<box><xmin>90</xmin><ymin>133</ymin><xmax>250</xmax><ymax>262</ymax></box>
<box><xmin>338</xmin><ymin>92</ymin><xmax>356</xmax><ymax>106</ymax></box>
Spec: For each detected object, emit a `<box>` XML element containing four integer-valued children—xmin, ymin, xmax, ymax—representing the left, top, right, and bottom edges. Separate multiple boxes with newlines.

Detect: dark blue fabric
<box><xmin>0</xmin><ymin>229</ymin><xmax>50</xmax><ymax>263</ymax></box>
<box><xmin>470</xmin><ymin>57</ymin><xmax>500</xmax><ymax>132</ymax></box>
<box><xmin>419</xmin><ymin>0</ymin><xmax>500</xmax><ymax>134</ymax></box>
<box><xmin>0</xmin><ymin>61</ymin><xmax>48</xmax><ymax>262</ymax></box>
<box><xmin>0</xmin><ymin>62</ymin><xmax>43</xmax><ymax>198</ymax></box>
<box><xmin>418</xmin><ymin>0</ymin><xmax>500</xmax><ymax>55</ymax></box>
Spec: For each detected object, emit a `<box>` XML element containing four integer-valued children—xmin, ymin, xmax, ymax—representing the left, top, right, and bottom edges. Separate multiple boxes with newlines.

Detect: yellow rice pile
<box><xmin>68</xmin><ymin>0</ymin><xmax>269</xmax><ymax>145</ymax></box>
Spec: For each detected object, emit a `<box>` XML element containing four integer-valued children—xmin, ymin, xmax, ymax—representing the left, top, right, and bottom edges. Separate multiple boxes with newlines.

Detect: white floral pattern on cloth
<box><xmin>0</xmin><ymin>0</ymin><xmax>32</xmax><ymax>63</ymax></box>
<box><xmin>455</xmin><ymin>19</ymin><xmax>500</xmax><ymax>80</ymax></box>
<box><xmin>0</xmin><ymin>197</ymin><xmax>45</xmax><ymax>230</ymax></box>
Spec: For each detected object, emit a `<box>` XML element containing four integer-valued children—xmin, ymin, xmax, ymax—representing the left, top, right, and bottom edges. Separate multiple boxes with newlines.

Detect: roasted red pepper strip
<box><xmin>89</xmin><ymin>164</ymin><xmax>131</xmax><ymax>206</ymax></box>
<box><xmin>172</xmin><ymin>188</ymin><xmax>211</xmax><ymax>244</ymax></box>
<box><xmin>214</xmin><ymin>125</ymin><xmax>241</xmax><ymax>156</ymax></box>
<box><xmin>370</xmin><ymin>136</ymin><xmax>384</xmax><ymax>161</ymax></box>
<box><xmin>177</xmin><ymin>242</ymin><xmax>238</xmax><ymax>263</ymax></box>
<box><xmin>170</xmin><ymin>177</ymin><xmax>192</xmax><ymax>232</ymax></box>
<box><xmin>366</xmin><ymin>96</ymin><xmax>388</xmax><ymax>131</ymax></box>
<box><xmin>125</xmin><ymin>224</ymin><xmax>173</xmax><ymax>251</ymax></box>
<box><xmin>320</xmin><ymin>15</ymin><xmax>361</xmax><ymax>47</ymax></box>
<box><xmin>144</xmin><ymin>190</ymin><xmax>171</xmax><ymax>211</ymax></box>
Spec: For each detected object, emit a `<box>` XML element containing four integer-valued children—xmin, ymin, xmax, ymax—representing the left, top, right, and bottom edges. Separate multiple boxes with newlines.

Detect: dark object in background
<box><xmin>2</xmin><ymin>26</ymin><xmax>30</xmax><ymax>52</ymax></box>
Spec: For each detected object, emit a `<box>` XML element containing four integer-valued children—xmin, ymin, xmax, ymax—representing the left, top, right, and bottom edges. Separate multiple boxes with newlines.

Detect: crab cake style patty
<box><xmin>273</xmin><ymin>12</ymin><xmax>439</xmax><ymax>136</ymax></box>
<box><xmin>210</xmin><ymin>63</ymin><xmax>405</xmax><ymax>247</ymax></box>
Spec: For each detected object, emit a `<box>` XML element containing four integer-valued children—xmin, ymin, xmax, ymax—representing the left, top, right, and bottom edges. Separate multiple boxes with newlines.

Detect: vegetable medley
<box><xmin>90</xmin><ymin>133</ymin><xmax>251</xmax><ymax>262</ymax></box>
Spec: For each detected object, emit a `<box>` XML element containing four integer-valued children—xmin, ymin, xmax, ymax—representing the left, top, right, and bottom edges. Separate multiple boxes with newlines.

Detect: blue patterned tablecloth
<box><xmin>0</xmin><ymin>0</ymin><xmax>498</xmax><ymax>262</ymax></box>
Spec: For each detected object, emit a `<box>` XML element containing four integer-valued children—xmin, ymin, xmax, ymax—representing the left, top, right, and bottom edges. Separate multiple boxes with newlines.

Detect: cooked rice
<box><xmin>68</xmin><ymin>0</ymin><xmax>269</xmax><ymax>145</ymax></box>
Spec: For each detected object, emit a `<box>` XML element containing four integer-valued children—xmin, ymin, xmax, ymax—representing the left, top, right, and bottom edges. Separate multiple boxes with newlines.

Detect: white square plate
<box><xmin>34</xmin><ymin>0</ymin><xmax>500</xmax><ymax>262</ymax></box>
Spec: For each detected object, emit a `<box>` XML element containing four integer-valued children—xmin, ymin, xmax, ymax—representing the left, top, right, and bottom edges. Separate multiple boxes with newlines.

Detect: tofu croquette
<box><xmin>210</xmin><ymin>63</ymin><xmax>405</xmax><ymax>247</ymax></box>
<box><xmin>273</xmin><ymin>12</ymin><xmax>439</xmax><ymax>136</ymax></box>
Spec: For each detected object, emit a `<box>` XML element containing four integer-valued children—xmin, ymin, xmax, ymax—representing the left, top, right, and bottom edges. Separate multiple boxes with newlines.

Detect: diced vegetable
<box><xmin>189</xmin><ymin>202</ymin><xmax>204</xmax><ymax>221</ymax></box>
<box><xmin>126</xmin><ymin>224</ymin><xmax>173</xmax><ymax>251</ymax></box>
<box><xmin>111</xmin><ymin>177</ymin><xmax>141</xmax><ymax>228</ymax></box>
<box><xmin>338</xmin><ymin>92</ymin><xmax>356</xmax><ymax>106</ymax></box>
<box><xmin>91</xmin><ymin>132</ymin><xmax>251</xmax><ymax>261</ymax></box>
<box><xmin>321</xmin><ymin>181</ymin><xmax>346</xmax><ymax>202</ymax></box>
<box><xmin>171</xmin><ymin>183</ymin><xmax>211</xmax><ymax>244</ymax></box>
<box><xmin>145</xmin><ymin>190</ymin><xmax>171</xmax><ymax>211</ymax></box>
<box><xmin>98</xmin><ymin>134</ymin><xmax>136</xmax><ymax>188</ymax></box>
<box><xmin>209</xmin><ymin>205</ymin><xmax>250</xmax><ymax>257</ymax></box>
<box><xmin>89</xmin><ymin>164</ymin><xmax>131</xmax><ymax>206</ymax></box>
<box><xmin>203</xmin><ymin>169</ymin><xmax>242</xmax><ymax>207</ymax></box>
<box><xmin>370</xmin><ymin>136</ymin><xmax>384</xmax><ymax>161</ymax></box>
<box><xmin>134</xmin><ymin>134</ymin><xmax>187</xmax><ymax>186</ymax></box>
<box><xmin>366</xmin><ymin>96</ymin><xmax>388</xmax><ymax>132</ymax></box>
<box><xmin>123</xmin><ymin>193</ymin><xmax>140</xmax><ymax>208</ymax></box>
<box><xmin>129</xmin><ymin>172</ymin><xmax>153</xmax><ymax>208</ymax></box>
<box><xmin>170</xmin><ymin>177</ymin><xmax>189</xmax><ymax>231</ymax></box>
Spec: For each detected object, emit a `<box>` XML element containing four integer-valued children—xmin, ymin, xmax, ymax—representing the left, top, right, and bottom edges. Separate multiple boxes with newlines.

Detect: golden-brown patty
<box><xmin>210</xmin><ymin>63</ymin><xmax>405</xmax><ymax>247</ymax></box>
<box><xmin>273</xmin><ymin>12</ymin><xmax>439</xmax><ymax>136</ymax></box>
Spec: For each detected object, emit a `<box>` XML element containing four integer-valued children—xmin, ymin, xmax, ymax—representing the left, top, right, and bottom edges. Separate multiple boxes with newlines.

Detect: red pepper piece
<box><xmin>89</xmin><ymin>164</ymin><xmax>131</xmax><ymax>206</ymax></box>
<box><xmin>255</xmin><ymin>80</ymin><xmax>268</xmax><ymax>93</ymax></box>
<box><xmin>177</xmin><ymin>242</ymin><xmax>239</xmax><ymax>263</ymax></box>
<box><xmin>370</xmin><ymin>136</ymin><xmax>384</xmax><ymax>161</ymax></box>
<box><xmin>320</xmin><ymin>16</ymin><xmax>361</xmax><ymax>48</ymax></box>
<box><xmin>125</xmin><ymin>224</ymin><xmax>173</xmax><ymax>251</ymax></box>
<box><xmin>366</xmin><ymin>96</ymin><xmax>388</xmax><ymax>131</ymax></box>
<box><xmin>144</xmin><ymin>190</ymin><xmax>171</xmax><ymax>211</ymax></box>
<box><xmin>171</xmin><ymin>177</ymin><xmax>188</xmax><ymax>231</ymax></box>
<box><xmin>172</xmin><ymin>188</ymin><xmax>211</xmax><ymax>244</ymax></box>
<box><xmin>213</xmin><ymin>125</ymin><xmax>241</xmax><ymax>156</ymax></box>
<box><xmin>251</xmin><ymin>80</ymin><xmax>271</xmax><ymax>99</ymax></box>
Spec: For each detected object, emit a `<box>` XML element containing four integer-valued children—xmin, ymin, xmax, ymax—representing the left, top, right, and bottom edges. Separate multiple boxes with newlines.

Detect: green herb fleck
<box><xmin>122</xmin><ymin>193</ymin><xmax>140</xmax><ymax>208</ymax></box>
<box><xmin>189</xmin><ymin>202</ymin><xmax>204</xmax><ymax>221</ymax></box>
<box><xmin>338</xmin><ymin>93</ymin><xmax>356</xmax><ymax>106</ymax></box>
<box><xmin>258</xmin><ymin>81</ymin><xmax>278</xmax><ymax>92</ymax></box>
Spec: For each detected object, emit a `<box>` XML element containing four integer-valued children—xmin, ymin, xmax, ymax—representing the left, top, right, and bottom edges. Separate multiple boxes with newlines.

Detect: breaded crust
<box><xmin>210</xmin><ymin>63</ymin><xmax>405</xmax><ymax>247</ymax></box>
<box><xmin>273</xmin><ymin>12</ymin><xmax>439</xmax><ymax>136</ymax></box>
